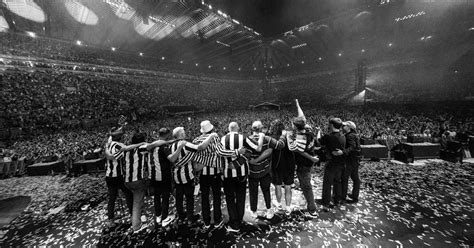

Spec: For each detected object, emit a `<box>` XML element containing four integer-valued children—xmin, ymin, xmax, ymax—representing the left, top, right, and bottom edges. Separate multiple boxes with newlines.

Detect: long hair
<box><xmin>269</xmin><ymin>119</ymin><xmax>285</xmax><ymax>137</ymax></box>
<box><xmin>131</xmin><ymin>132</ymin><xmax>146</xmax><ymax>144</ymax></box>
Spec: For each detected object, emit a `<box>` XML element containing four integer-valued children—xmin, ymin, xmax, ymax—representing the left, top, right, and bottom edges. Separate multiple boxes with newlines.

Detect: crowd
<box><xmin>1</xmin><ymin>68</ymin><xmax>260</xmax><ymax>138</ymax></box>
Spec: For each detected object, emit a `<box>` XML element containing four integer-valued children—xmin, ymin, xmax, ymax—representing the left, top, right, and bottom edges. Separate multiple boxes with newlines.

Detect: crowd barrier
<box><xmin>0</xmin><ymin>158</ymin><xmax>26</xmax><ymax>177</ymax></box>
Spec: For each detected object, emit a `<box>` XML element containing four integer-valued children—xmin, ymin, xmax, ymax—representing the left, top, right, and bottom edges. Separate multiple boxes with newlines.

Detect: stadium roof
<box><xmin>1</xmin><ymin>0</ymin><xmax>473</xmax><ymax>73</ymax></box>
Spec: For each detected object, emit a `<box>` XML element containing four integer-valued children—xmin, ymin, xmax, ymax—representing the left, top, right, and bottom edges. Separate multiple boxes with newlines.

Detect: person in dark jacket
<box><xmin>320</xmin><ymin>118</ymin><xmax>346</xmax><ymax>210</ymax></box>
<box><xmin>340</xmin><ymin>121</ymin><xmax>361</xmax><ymax>203</ymax></box>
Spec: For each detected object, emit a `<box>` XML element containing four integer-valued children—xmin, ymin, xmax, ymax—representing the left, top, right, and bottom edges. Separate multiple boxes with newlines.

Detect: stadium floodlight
<box><xmin>223</xmin><ymin>67</ymin><xmax>226</xmax><ymax>70</ymax></box>
<box><xmin>180</xmin><ymin>60</ymin><xmax>183</xmax><ymax>64</ymax></box>
<box><xmin>196</xmin><ymin>63</ymin><xmax>199</xmax><ymax>66</ymax></box>
<box><xmin>26</xmin><ymin>31</ymin><xmax>36</xmax><ymax>38</ymax></box>
<box><xmin>388</xmin><ymin>43</ymin><xmax>393</xmax><ymax>47</ymax></box>
<box><xmin>111</xmin><ymin>47</ymin><xmax>116</xmax><ymax>51</ymax></box>
<box><xmin>470</xmin><ymin>27</ymin><xmax>474</xmax><ymax>31</ymax></box>
<box><xmin>238</xmin><ymin>68</ymin><xmax>241</xmax><ymax>71</ymax></box>
<box><xmin>208</xmin><ymin>65</ymin><xmax>212</xmax><ymax>68</ymax></box>
<box><xmin>338</xmin><ymin>53</ymin><xmax>342</xmax><ymax>57</ymax></box>
<box><xmin>301</xmin><ymin>61</ymin><xmax>305</xmax><ymax>64</ymax></box>
<box><xmin>139</xmin><ymin>52</ymin><xmax>143</xmax><ymax>56</ymax></box>
<box><xmin>161</xmin><ymin>57</ymin><xmax>165</xmax><ymax>60</ymax></box>
<box><xmin>76</xmin><ymin>40</ymin><xmax>82</xmax><ymax>45</ymax></box>
<box><xmin>208</xmin><ymin>5</ymin><xmax>212</xmax><ymax>9</ymax></box>
<box><xmin>361</xmin><ymin>49</ymin><xmax>365</xmax><ymax>53</ymax></box>
<box><xmin>318</xmin><ymin>57</ymin><xmax>322</xmax><ymax>61</ymax></box>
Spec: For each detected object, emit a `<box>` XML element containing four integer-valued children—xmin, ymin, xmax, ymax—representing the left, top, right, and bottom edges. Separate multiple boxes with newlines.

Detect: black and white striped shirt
<box><xmin>147</xmin><ymin>144</ymin><xmax>172</xmax><ymax>182</ymax></box>
<box><xmin>220</xmin><ymin>132</ymin><xmax>249</xmax><ymax>178</ymax></box>
<box><xmin>171</xmin><ymin>141</ymin><xmax>198</xmax><ymax>184</ymax></box>
<box><xmin>123</xmin><ymin>145</ymin><xmax>148</xmax><ymax>183</ymax></box>
<box><xmin>106</xmin><ymin>141</ymin><xmax>124</xmax><ymax>178</ymax></box>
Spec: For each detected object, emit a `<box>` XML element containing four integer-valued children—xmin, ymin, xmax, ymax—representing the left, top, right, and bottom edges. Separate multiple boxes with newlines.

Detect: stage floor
<box><xmin>0</xmin><ymin>160</ymin><xmax>472</xmax><ymax>247</ymax></box>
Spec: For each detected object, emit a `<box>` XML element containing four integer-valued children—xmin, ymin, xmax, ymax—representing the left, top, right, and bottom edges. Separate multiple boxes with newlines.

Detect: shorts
<box><xmin>271</xmin><ymin>166</ymin><xmax>295</xmax><ymax>186</ymax></box>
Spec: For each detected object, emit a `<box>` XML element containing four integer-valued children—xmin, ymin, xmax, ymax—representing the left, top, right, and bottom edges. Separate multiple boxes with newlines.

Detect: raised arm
<box><xmin>296</xmin><ymin>99</ymin><xmax>306</xmax><ymax>122</ymax></box>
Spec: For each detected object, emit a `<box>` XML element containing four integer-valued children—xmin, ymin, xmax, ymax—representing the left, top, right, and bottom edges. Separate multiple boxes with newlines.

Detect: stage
<box><xmin>0</xmin><ymin>160</ymin><xmax>472</xmax><ymax>247</ymax></box>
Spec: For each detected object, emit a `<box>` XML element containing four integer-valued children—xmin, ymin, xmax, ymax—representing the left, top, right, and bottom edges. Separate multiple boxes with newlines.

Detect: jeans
<box><xmin>249</xmin><ymin>174</ymin><xmax>271</xmax><ymax>212</ymax></box>
<box><xmin>322</xmin><ymin>163</ymin><xmax>344</xmax><ymax>206</ymax></box>
<box><xmin>200</xmin><ymin>174</ymin><xmax>222</xmax><ymax>225</ymax></box>
<box><xmin>106</xmin><ymin>176</ymin><xmax>133</xmax><ymax>220</ymax></box>
<box><xmin>151</xmin><ymin>180</ymin><xmax>171</xmax><ymax>219</ymax></box>
<box><xmin>175</xmin><ymin>182</ymin><xmax>194</xmax><ymax>221</ymax></box>
<box><xmin>125</xmin><ymin>180</ymin><xmax>148</xmax><ymax>230</ymax></box>
<box><xmin>296</xmin><ymin>166</ymin><xmax>316</xmax><ymax>212</ymax></box>
<box><xmin>223</xmin><ymin>176</ymin><xmax>247</xmax><ymax>229</ymax></box>
<box><xmin>342</xmin><ymin>158</ymin><xmax>360</xmax><ymax>200</ymax></box>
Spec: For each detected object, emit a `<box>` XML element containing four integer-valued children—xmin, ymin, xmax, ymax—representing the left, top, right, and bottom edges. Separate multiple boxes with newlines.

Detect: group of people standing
<box><xmin>103</xmin><ymin>100</ymin><xmax>361</xmax><ymax>234</ymax></box>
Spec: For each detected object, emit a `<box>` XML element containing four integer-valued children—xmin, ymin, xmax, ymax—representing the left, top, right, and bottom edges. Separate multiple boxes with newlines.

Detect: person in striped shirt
<box><xmin>220</xmin><ymin>122</ymin><xmax>252</xmax><ymax>232</ymax></box>
<box><xmin>188</xmin><ymin>120</ymin><xmax>247</xmax><ymax>230</ymax></box>
<box><xmin>103</xmin><ymin>127</ymin><xmax>133</xmax><ymax>228</ymax></box>
<box><xmin>286</xmin><ymin>99</ymin><xmax>320</xmax><ymax>216</ymax></box>
<box><xmin>247</xmin><ymin>121</ymin><xmax>287</xmax><ymax>220</ymax></box>
<box><xmin>167</xmin><ymin>127</ymin><xmax>217</xmax><ymax>226</ymax></box>
<box><xmin>146</xmin><ymin>128</ymin><xmax>176</xmax><ymax>227</ymax></box>
<box><xmin>118</xmin><ymin>132</ymin><xmax>149</xmax><ymax>233</ymax></box>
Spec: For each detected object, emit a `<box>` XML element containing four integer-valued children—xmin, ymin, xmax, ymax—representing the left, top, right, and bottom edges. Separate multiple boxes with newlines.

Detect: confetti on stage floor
<box><xmin>0</xmin><ymin>160</ymin><xmax>472</xmax><ymax>247</ymax></box>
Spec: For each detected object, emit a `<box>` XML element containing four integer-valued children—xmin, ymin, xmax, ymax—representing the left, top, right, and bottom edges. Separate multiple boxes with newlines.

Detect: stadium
<box><xmin>0</xmin><ymin>0</ymin><xmax>473</xmax><ymax>246</ymax></box>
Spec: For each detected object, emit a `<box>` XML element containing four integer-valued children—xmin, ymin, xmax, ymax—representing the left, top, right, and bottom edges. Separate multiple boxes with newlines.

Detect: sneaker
<box><xmin>161</xmin><ymin>216</ymin><xmax>175</xmax><ymax>227</ymax></box>
<box><xmin>272</xmin><ymin>200</ymin><xmax>283</xmax><ymax>210</ymax></box>
<box><xmin>265</xmin><ymin>209</ymin><xmax>274</xmax><ymax>219</ymax></box>
<box><xmin>132</xmin><ymin>223</ymin><xmax>148</xmax><ymax>234</ymax></box>
<box><xmin>306</xmin><ymin>211</ymin><xmax>318</xmax><ymax>218</ymax></box>
<box><xmin>250</xmin><ymin>211</ymin><xmax>258</xmax><ymax>219</ymax></box>
<box><xmin>285</xmin><ymin>206</ymin><xmax>292</xmax><ymax>215</ymax></box>
<box><xmin>226</xmin><ymin>225</ymin><xmax>240</xmax><ymax>233</ymax></box>
<box><xmin>215</xmin><ymin>219</ymin><xmax>225</xmax><ymax>228</ymax></box>
<box><xmin>155</xmin><ymin>216</ymin><xmax>162</xmax><ymax>224</ymax></box>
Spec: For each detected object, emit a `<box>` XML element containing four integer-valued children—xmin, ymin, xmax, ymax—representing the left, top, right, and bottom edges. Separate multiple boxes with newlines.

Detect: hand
<box><xmin>178</xmin><ymin>140</ymin><xmax>187</xmax><ymax>148</ymax></box>
<box><xmin>210</xmin><ymin>132</ymin><xmax>219</xmax><ymax>138</ymax></box>
<box><xmin>311</xmin><ymin>155</ymin><xmax>319</xmax><ymax>163</ymax></box>
<box><xmin>237</xmin><ymin>147</ymin><xmax>247</xmax><ymax>155</ymax></box>
<box><xmin>332</xmin><ymin>149</ymin><xmax>343</xmax><ymax>156</ymax></box>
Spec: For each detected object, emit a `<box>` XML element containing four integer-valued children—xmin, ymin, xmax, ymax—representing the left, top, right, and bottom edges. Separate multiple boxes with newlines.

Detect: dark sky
<box><xmin>207</xmin><ymin>0</ymin><xmax>365</xmax><ymax>37</ymax></box>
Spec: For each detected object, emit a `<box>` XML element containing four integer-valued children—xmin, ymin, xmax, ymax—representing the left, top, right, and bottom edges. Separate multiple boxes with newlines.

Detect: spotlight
<box><xmin>318</xmin><ymin>57</ymin><xmax>322</xmax><ymax>61</ymax></box>
<box><xmin>388</xmin><ymin>43</ymin><xmax>393</xmax><ymax>47</ymax></box>
<box><xmin>301</xmin><ymin>61</ymin><xmax>304</xmax><ymax>64</ymax></box>
<box><xmin>139</xmin><ymin>52</ymin><xmax>143</xmax><ymax>56</ymax></box>
<box><xmin>338</xmin><ymin>53</ymin><xmax>342</xmax><ymax>57</ymax></box>
<box><xmin>287</xmin><ymin>64</ymin><xmax>290</xmax><ymax>67</ymax></box>
<box><xmin>161</xmin><ymin>57</ymin><xmax>165</xmax><ymax>60</ymax></box>
<box><xmin>196</xmin><ymin>63</ymin><xmax>199</xmax><ymax>66</ymax></box>
<box><xmin>180</xmin><ymin>60</ymin><xmax>183</xmax><ymax>64</ymax></box>
<box><xmin>111</xmin><ymin>47</ymin><xmax>116</xmax><ymax>51</ymax></box>
<box><xmin>361</xmin><ymin>49</ymin><xmax>365</xmax><ymax>53</ymax></box>
<box><xmin>253</xmin><ymin>67</ymin><xmax>256</xmax><ymax>70</ymax></box>
<box><xmin>238</xmin><ymin>68</ymin><xmax>241</xmax><ymax>71</ymax></box>
<box><xmin>223</xmin><ymin>67</ymin><xmax>226</xmax><ymax>70</ymax></box>
<box><xmin>208</xmin><ymin>65</ymin><xmax>212</xmax><ymax>68</ymax></box>
<box><xmin>76</xmin><ymin>40</ymin><xmax>82</xmax><ymax>46</ymax></box>
<box><xmin>26</xmin><ymin>31</ymin><xmax>36</xmax><ymax>38</ymax></box>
